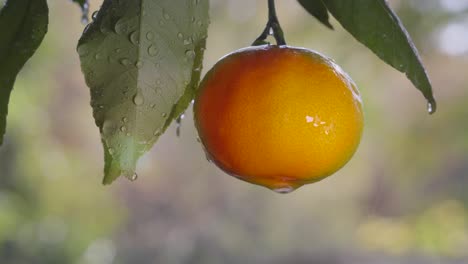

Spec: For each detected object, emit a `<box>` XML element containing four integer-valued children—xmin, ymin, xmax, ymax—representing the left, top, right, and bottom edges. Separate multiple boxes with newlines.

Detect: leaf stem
<box><xmin>253</xmin><ymin>0</ymin><xmax>286</xmax><ymax>46</ymax></box>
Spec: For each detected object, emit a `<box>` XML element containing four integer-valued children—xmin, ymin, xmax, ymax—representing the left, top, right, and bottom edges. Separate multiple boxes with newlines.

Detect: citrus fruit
<box><xmin>194</xmin><ymin>45</ymin><xmax>363</xmax><ymax>193</ymax></box>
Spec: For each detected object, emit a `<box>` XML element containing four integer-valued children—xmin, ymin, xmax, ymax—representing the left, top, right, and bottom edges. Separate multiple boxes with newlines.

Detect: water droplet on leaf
<box><xmin>183</xmin><ymin>37</ymin><xmax>193</xmax><ymax>45</ymax></box>
<box><xmin>148</xmin><ymin>45</ymin><xmax>158</xmax><ymax>56</ymax></box>
<box><xmin>129</xmin><ymin>31</ymin><xmax>139</xmax><ymax>44</ymax></box>
<box><xmin>135</xmin><ymin>60</ymin><xmax>144</xmax><ymax>68</ymax></box>
<box><xmin>102</xmin><ymin>120</ymin><xmax>116</xmax><ymax>136</ymax></box>
<box><xmin>114</xmin><ymin>18</ymin><xmax>127</xmax><ymax>34</ymax></box>
<box><xmin>176</xmin><ymin>114</ymin><xmax>185</xmax><ymax>137</ymax></box>
<box><xmin>125</xmin><ymin>172</ymin><xmax>138</xmax><ymax>181</ymax></box>
<box><xmin>91</xmin><ymin>10</ymin><xmax>98</xmax><ymax>20</ymax></box>
<box><xmin>146</xmin><ymin>31</ymin><xmax>154</xmax><ymax>40</ymax></box>
<box><xmin>427</xmin><ymin>101</ymin><xmax>436</xmax><ymax>114</ymax></box>
<box><xmin>185</xmin><ymin>50</ymin><xmax>195</xmax><ymax>59</ymax></box>
<box><xmin>77</xmin><ymin>45</ymin><xmax>89</xmax><ymax>57</ymax></box>
<box><xmin>133</xmin><ymin>92</ymin><xmax>144</xmax><ymax>106</ymax></box>
<box><xmin>119</xmin><ymin>58</ymin><xmax>130</xmax><ymax>66</ymax></box>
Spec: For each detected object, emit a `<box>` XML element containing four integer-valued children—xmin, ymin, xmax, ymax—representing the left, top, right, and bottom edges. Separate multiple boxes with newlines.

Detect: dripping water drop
<box><xmin>272</xmin><ymin>186</ymin><xmax>295</xmax><ymax>194</ymax></box>
<box><xmin>427</xmin><ymin>101</ymin><xmax>436</xmax><ymax>114</ymax></box>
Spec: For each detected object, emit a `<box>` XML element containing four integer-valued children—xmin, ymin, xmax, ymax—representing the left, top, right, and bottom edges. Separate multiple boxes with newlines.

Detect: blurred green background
<box><xmin>1</xmin><ymin>0</ymin><xmax>468</xmax><ymax>263</ymax></box>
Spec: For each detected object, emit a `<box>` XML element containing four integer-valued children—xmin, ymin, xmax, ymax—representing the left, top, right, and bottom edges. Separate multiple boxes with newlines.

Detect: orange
<box><xmin>194</xmin><ymin>45</ymin><xmax>363</xmax><ymax>193</ymax></box>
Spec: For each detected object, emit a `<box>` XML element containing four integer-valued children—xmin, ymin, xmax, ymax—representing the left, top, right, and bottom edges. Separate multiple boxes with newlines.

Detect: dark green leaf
<box><xmin>297</xmin><ymin>0</ymin><xmax>333</xmax><ymax>29</ymax></box>
<box><xmin>71</xmin><ymin>0</ymin><xmax>89</xmax><ymax>23</ymax></box>
<box><xmin>78</xmin><ymin>0</ymin><xmax>209</xmax><ymax>184</ymax></box>
<box><xmin>304</xmin><ymin>0</ymin><xmax>436</xmax><ymax>113</ymax></box>
<box><xmin>0</xmin><ymin>0</ymin><xmax>48</xmax><ymax>145</ymax></box>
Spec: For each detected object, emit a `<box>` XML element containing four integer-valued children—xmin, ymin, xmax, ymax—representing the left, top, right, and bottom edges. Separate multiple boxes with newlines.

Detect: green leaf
<box><xmin>78</xmin><ymin>0</ymin><xmax>209</xmax><ymax>184</ymax></box>
<box><xmin>297</xmin><ymin>0</ymin><xmax>333</xmax><ymax>29</ymax></box>
<box><xmin>71</xmin><ymin>0</ymin><xmax>89</xmax><ymax>23</ymax></box>
<box><xmin>298</xmin><ymin>0</ymin><xmax>436</xmax><ymax>113</ymax></box>
<box><xmin>0</xmin><ymin>0</ymin><xmax>48</xmax><ymax>145</ymax></box>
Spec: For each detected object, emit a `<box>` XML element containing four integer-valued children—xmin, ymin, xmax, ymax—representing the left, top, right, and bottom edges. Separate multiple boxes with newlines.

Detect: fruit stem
<box><xmin>253</xmin><ymin>0</ymin><xmax>287</xmax><ymax>46</ymax></box>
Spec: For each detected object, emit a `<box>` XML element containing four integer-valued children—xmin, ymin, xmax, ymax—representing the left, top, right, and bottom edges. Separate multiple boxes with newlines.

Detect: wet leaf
<box><xmin>78</xmin><ymin>0</ymin><xmax>209</xmax><ymax>184</ymax></box>
<box><xmin>298</xmin><ymin>0</ymin><xmax>436</xmax><ymax>113</ymax></box>
<box><xmin>0</xmin><ymin>0</ymin><xmax>48</xmax><ymax>145</ymax></box>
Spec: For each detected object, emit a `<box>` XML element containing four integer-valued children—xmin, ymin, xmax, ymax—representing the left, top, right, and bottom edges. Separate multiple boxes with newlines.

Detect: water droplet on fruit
<box><xmin>120</xmin><ymin>126</ymin><xmax>127</xmax><ymax>132</ymax></box>
<box><xmin>204</xmin><ymin>152</ymin><xmax>212</xmax><ymax>163</ymax></box>
<box><xmin>272</xmin><ymin>186</ymin><xmax>294</xmax><ymax>194</ymax></box>
<box><xmin>161</xmin><ymin>112</ymin><xmax>167</xmax><ymax>118</ymax></box>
